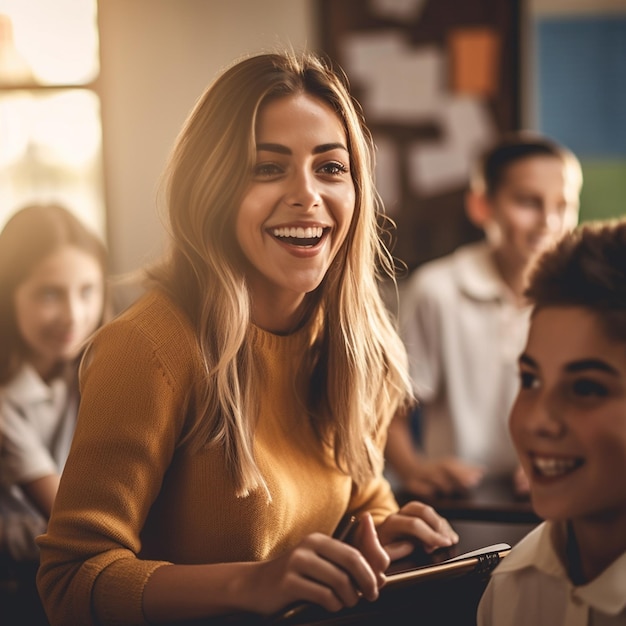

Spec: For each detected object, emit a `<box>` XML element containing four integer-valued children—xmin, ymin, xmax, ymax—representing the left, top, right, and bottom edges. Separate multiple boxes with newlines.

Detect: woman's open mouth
<box><xmin>271</xmin><ymin>226</ymin><xmax>328</xmax><ymax>248</ymax></box>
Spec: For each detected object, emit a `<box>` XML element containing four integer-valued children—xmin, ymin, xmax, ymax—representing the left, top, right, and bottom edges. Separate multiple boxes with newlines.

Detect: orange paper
<box><xmin>449</xmin><ymin>27</ymin><xmax>500</xmax><ymax>97</ymax></box>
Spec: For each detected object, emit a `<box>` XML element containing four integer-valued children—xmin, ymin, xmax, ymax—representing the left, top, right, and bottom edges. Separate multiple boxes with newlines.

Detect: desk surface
<box><xmin>396</xmin><ymin>475</ymin><xmax>542</xmax><ymax>524</ymax></box>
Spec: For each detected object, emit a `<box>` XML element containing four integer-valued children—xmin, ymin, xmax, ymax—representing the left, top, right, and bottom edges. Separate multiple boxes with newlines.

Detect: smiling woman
<box><xmin>36</xmin><ymin>51</ymin><xmax>459</xmax><ymax>626</ymax></box>
<box><xmin>235</xmin><ymin>93</ymin><xmax>355</xmax><ymax>333</ymax></box>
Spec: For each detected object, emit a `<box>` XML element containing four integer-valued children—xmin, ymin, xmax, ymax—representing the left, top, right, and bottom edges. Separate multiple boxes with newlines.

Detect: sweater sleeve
<box><xmin>347</xmin><ymin>473</ymin><xmax>399</xmax><ymax>526</ymax></box>
<box><xmin>37</xmin><ymin>317</ymin><xmax>193</xmax><ymax>626</ymax></box>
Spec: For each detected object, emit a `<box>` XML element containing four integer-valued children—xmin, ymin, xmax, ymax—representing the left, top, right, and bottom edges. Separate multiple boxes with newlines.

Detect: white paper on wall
<box><xmin>341</xmin><ymin>30</ymin><xmax>498</xmax><ymax>198</ymax></box>
<box><xmin>408</xmin><ymin>96</ymin><xmax>496</xmax><ymax>196</ymax></box>
<box><xmin>342</xmin><ymin>33</ymin><xmax>445</xmax><ymax>123</ymax></box>
<box><xmin>369</xmin><ymin>0</ymin><xmax>428</xmax><ymax>22</ymax></box>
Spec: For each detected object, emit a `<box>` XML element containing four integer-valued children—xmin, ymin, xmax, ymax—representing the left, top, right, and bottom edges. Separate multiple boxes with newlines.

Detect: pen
<box><xmin>334</xmin><ymin>514</ymin><xmax>359</xmax><ymax>543</ymax></box>
<box><xmin>271</xmin><ymin>515</ymin><xmax>361</xmax><ymax>624</ymax></box>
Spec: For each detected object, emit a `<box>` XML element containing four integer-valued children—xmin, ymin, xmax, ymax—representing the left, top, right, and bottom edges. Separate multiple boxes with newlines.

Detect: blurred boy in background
<box><xmin>386</xmin><ymin>133</ymin><xmax>582</xmax><ymax>498</ymax></box>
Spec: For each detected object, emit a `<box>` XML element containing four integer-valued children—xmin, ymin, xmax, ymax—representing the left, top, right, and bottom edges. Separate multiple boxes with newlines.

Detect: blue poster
<box><xmin>537</xmin><ymin>16</ymin><xmax>626</xmax><ymax>158</ymax></box>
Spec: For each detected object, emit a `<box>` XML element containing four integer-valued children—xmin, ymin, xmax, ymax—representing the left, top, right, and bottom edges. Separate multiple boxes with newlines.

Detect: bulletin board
<box><xmin>317</xmin><ymin>0</ymin><xmax>521</xmax><ymax>273</ymax></box>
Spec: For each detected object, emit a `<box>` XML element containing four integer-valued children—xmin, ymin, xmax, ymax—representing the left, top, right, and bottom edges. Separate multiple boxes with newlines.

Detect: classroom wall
<box><xmin>97</xmin><ymin>0</ymin><xmax>316</xmax><ymax>301</ymax></box>
<box><xmin>98</xmin><ymin>0</ymin><xmax>625</xmax><ymax>304</ymax></box>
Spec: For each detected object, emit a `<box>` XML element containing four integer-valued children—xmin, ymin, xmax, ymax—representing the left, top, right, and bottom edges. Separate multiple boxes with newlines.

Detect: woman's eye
<box><xmin>571</xmin><ymin>378</ymin><xmax>608</xmax><ymax>398</ymax></box>
<box><xmin>519</xmin><ymin>371</ymin><xmax>538</xmax><ymax>390</ymax></box>
<box><xmin>319</xmin><ymin>161</ymin><xmax>348</xmax><ymax>176</ymax></box>
<box><xmin>253</xmin><ymin>163</ymin><xmax>282</xmax><ymax>178</ymax></box>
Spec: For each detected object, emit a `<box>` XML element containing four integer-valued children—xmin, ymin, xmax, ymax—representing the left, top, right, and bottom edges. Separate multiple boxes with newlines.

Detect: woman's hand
<box><xmin>241</xmin><ymin>515</ymin><xmax>388</xmax><ymax>616</ymax></box>
<box><xmin>144</xmin><ymin>510</ymin><xmax>454</xmax><ymax>621</ymax></box>
<box><xmin>375</xmin><ymin>501</ymin><xmax>459</xmax><ymax>561</ymax></box>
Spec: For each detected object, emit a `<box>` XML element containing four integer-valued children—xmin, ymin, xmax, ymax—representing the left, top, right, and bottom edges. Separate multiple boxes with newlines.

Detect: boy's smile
<box><xmin>510</xmin><ymin>306</ymin><xmax>626</xmax><ymax>523</ymax></box>
<box><xmin>529</xmin><ymin>453</ymin><xmax>584</xmax><ymax>480</ymax></box>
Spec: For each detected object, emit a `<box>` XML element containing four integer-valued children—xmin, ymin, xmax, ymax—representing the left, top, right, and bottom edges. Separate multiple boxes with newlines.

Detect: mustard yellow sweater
<box><xmin>37</xmin><ymin>289</ymin><xmax>398</xmax><ymax>626</ymax></box>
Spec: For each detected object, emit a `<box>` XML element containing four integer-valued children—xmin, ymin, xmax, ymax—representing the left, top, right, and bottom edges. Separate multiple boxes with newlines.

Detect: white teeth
<box><xmin>532</xmin><ymin>456</ymin><xmax>581</xmax><ymax>477</ymax></box>
<box><xmin>272</xmin><ymin>226</ymin><xmax>323</xmax><ymax>239</ymax></box>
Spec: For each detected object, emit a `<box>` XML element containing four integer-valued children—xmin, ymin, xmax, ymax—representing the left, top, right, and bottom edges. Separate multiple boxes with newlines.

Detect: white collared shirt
<box><xmin>0</xmin><ymin>364</ymin><xmax>76</xmax><ymax>486</ymax></box>
<box><xmin>400</xmin><ymin>241</ymin><xmax>530</xmax><ymax>474</ymax></box>
<box><xmin>477</xmin><ymin>521</ymin><xmax>626</xmax><ymax>625</ymax></box>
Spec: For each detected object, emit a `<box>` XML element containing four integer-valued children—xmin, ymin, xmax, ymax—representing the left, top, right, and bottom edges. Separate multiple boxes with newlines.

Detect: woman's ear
<box><xmin>464</xmin><ymin>190</ymin><xmax>492</xmax><ymax>228</ymax></box>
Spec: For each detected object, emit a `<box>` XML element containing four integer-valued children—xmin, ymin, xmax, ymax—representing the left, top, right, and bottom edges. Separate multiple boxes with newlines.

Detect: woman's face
<box><xmin>13</xmin><ymin>245</ymin><xmax>105</xmax><ymax>379</ymax></box>
<box><xmin>235</xmin><ymin>92</ymin><xmax>356</xmax><ymax>332</ymax></box>
<box><xmin>510</xmin><ymin>306</ymin><xmax>626</xmax><ymax>524</ymax></box>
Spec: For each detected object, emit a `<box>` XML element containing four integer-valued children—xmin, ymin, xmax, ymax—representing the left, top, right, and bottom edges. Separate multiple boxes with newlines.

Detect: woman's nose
<box><xmin>284</xmin><ymin>170</ymin><xmax>321</xmax><ymax>209</ymax></box>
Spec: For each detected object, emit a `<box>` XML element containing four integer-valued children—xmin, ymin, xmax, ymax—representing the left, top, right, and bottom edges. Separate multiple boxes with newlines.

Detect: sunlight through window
<box><xmin>0</xmin><ymin>0</ymin><xmax>105</xmax><ymax>238</ymax></box>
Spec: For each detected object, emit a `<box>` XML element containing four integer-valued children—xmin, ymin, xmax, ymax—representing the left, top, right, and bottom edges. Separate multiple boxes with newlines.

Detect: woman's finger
<box><xmin>313</xmin><ymin>534</ymin><xmax>380</xmax><ymax>603</ymax></box>
<box><xmin>383</xmin><ymin>540</ymin><xmax>415</xmax><ymax>561</ymax></box>
<box><xmin>351</xmin><ymin>513</ymin><xmax>390</xmax><ymax>584</ymax></box>
<box><xmin>376</xmin><ymin>503</ymin><xmax>459</xmax><ymax>557</ymax></box>
<box><xmin>397</xmin><ymin>501</ymin><xmax>459</xmax><ymax>543</ymax></box>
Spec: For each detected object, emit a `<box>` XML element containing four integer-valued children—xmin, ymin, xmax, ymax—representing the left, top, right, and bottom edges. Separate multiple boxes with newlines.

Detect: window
<box><xmin>0</xmin><ymin>0</ymin><xmax>105</xmax><ymax>238</ymax></box>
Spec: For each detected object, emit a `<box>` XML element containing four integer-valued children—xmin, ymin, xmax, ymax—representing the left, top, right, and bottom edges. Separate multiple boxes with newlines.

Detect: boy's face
<box><xmin>510</xmin><ymin>306</ymin><xmax>626</xmax><ymax>523</ymax></box>
<box><xmin>483</xmin><ymin>155</ymin><xmax>580</xmax><ymax>270</ymax></box>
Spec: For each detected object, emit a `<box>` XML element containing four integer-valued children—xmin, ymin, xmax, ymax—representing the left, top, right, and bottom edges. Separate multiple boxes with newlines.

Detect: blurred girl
<box><xmin>0</xmin><ymin>204</ymin><xmax>107</xmax><ymax>560</ymax></box>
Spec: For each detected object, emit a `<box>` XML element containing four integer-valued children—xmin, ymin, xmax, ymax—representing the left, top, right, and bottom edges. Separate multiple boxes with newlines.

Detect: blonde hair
<box><xmin>151</xmin><ymin>51</ymin><xmax>412</xmax><ymax>498</ymax></box>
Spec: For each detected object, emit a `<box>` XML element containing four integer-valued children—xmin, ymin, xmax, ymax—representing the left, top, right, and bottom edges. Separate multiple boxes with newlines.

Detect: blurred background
<box><xmin>0</xmin><ymin>0</ymin><xmax>624</xmax><ymax>309</ymax></box>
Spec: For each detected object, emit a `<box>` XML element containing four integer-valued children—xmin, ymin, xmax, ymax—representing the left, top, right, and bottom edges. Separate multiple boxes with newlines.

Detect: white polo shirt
<box><xmin>400</xmin><ymin>241</ymin><xmax>530</xmax><ymax>475</ymax></box>
<box><xmin>0</xmin><ymin>364</ymin><xmax>76</xmax><ymax>487</ymax></box>
<box><xmin>0</xmin><ymin>364</ymin><xmax>78</xmax><ymax>559</ymax></box>
<box><xmin>477</xmin><ymin>521</ymin><xmax>626</xmax><ymax>625</ymax></box>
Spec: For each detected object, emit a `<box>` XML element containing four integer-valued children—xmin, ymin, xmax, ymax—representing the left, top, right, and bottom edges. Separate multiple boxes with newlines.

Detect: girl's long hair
<box><xmin>0</xmin><ymin>204</ymin><xmax>108</xmax><ymax>385</ymax></box>
<box><xmin>151</xmin><ymin>51</ymin><xmax>412</xmax><ymax>498</ymax></box>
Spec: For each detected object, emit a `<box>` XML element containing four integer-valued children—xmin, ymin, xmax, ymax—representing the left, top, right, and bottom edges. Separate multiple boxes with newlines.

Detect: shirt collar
<box><xmin>494</xmin><ymin>520</ymin><xmax>626</xmax><ymax>616</ymax></box>
<box><xmin>3</xmin><ymin>364</ymin><xmax>67</xmax><ymax>407</ymax></box>
<box><xmin>451</xmin><ymin>241</ymin><xmax>507</xmax><ymax>302</ymax></box>
<box><xmin>575</xmin><ymin>547</ymin><xmax>626</xmax><ymax>615</ymax></box>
